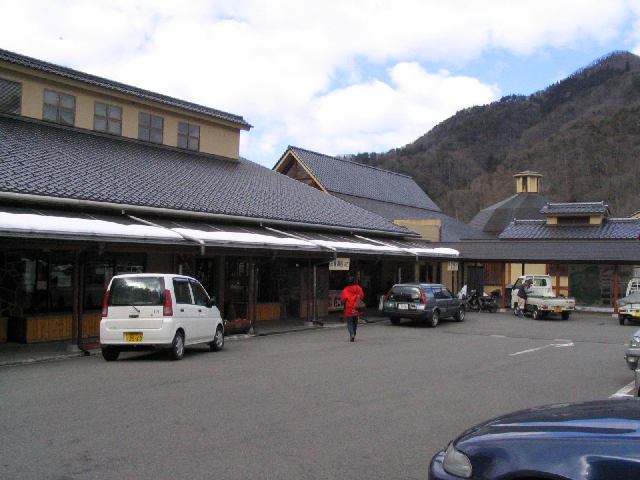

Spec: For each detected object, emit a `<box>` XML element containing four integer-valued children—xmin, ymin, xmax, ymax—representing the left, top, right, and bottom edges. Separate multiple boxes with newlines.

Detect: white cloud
<box><xmin>1</xmin><ymin>0</ymin><xmax>639</xmax><ymax>166</ymax></box>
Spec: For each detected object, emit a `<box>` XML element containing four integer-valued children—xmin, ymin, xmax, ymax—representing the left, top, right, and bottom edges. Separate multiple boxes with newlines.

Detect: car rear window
<box><xmin>389</xmin><ymin>286</ymin><xmax>422</xmax><ymax>302</ymax></box>
<box><xmin>109</xmin><ymin>277</ymin><xmax>165</xmax><ymax>306</ymax></box>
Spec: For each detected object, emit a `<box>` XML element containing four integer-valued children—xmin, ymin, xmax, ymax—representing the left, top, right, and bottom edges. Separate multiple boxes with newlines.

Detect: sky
<box><xmin>2</xmin><ymin>0</ymin><xmax>640</xmax><ymax>168</ymax></box>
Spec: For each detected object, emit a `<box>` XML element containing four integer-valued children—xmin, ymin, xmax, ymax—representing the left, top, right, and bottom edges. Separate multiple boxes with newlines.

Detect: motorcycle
<box><xmin>466</xmin><ymin>289</ymin><xmax>500</xmax><ymax>313</ymax></box>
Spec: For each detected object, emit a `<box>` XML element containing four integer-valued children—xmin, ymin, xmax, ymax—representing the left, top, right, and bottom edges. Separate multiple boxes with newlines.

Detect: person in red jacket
<box><xmin>341</xmin><ymin>276</ymin><xmax>365</xmax><ymax>342</ymax></box>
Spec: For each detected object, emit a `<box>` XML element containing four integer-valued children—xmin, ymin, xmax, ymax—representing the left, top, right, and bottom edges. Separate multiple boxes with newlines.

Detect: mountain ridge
<box><xmin>348</xmin><ymin>51</ymin><xmax>640</xmax><ymax>222</ymax></box>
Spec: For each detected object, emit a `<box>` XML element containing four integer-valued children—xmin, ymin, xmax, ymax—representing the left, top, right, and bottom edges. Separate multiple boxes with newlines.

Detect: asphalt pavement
<box><xmin>0</xmin><ymin>311</ymin><xmax>636</xmax><ymax>480</ymax></box>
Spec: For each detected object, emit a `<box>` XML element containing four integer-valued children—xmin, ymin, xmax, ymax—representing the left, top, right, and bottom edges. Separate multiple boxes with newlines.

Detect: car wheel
<box><xmin>429</xmin><ymin>310</ymin><xmax>439</xmax><ymax>328</ymax></box>
<box><xmin>532</xmin><ymin>307</ymin><xmax>541</xmax><ymax>320</ymax></box>
<box><xmin>561</xmin><ymin>312</ymin><xmax>570</xmax><ymax>320</ymax></box>
<box><xmin>101</xmin><ymin>347</ymin><xmax>119</xmax><ymax>362</ymax></box>
<box><xmin>490</xmin><ymin>304</ymin><xmax>498</xmax><ymax>313</ymax></box>
<box><xmin>169</xmin><ymin>331</ymin><xmax>185</xmax><ymax>360</ymax></box>
<box><xmin>210</xmin><ymin>326</ymin><xmax>224</xmax><ymax>352</ymax></box>
<box><xmin>454</xmin><ymin>307</ymin><xmax>465</xmax><ymax>322</ymax></box>
<box><xmin>390</xmin><ymin>317</ymin><xmax>401</xmax><ymax>325</ymax></box>
<box><xmin>619</xmin><ymin>316</ymin><xmax>626</xmax><ymax>325</ymax></box>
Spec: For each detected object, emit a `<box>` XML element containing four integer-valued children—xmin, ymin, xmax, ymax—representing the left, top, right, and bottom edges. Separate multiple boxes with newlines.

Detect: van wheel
<box><xmin>454</xmin><ymin>307</ymin><xmax>465</xmax><ymax>322</ymax></box>
<box><xmin>101</xmin><ymin>347</ymin><xmax>119</xmax><ymax>362</ymax></box>
<box><xmin>429</xmin><ymin>310</ymin><xmax>439</xmax><ymax>328</ymax></box>
<box><xmin>532</xmin><ymin>307</ymin><xmax>541</xmax><ymax>320</ymax></box>
<box><xmin>169</xmin><ymin>331</ymin><xmax>185</xmax><ymax>360</ymax></box>
<box><xmin>210</xmin><ymin>326</ymin><xmax>224</xmax><ymax>352</ymax></box>
<box><xmin>561</xmin><ymin>312</ymin><xmax>570</xmax><ymax>320</ymax></box>
<box><xmin>390</xmin><ymin>317</ymin><xmax>400</xmax><ymax>325</ymax></box>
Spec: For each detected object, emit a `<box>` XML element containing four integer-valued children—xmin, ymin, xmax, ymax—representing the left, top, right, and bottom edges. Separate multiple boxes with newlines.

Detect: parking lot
<box><xmin>0</xmin><ymin>311</ymin><xmax>636</xmax><ymax>480</ymax></box>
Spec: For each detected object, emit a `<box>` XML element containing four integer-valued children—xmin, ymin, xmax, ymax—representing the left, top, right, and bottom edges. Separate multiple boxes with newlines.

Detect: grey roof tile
<box><xmin>540</xmin><ymin>201</ymin><xmax>610</xmax><ymax>215</ymax></box>
<box><xmin>333</xmin><ymin>193</ymin><xmax>490</xmax><ymax>241</ymax></box>
<box><xmin>0</xmin><ymin>116</ymin><xmax>412</xmax><ymax>235</ymax></box>
<box><xmin>286</xmin><ymin>146</ymin><xmax>441</xmax><ymax>211</ymax></box>
<box><xmin>469</xmin><ymin>193</ymin><xmax>549</xmax><ymax>235</ymax></box>
<box><xmin>0</xmin><ymin>48</ymin><xmax>251</xmax><ymax>129</ymax></box>
<box><xmin>499</xmin><ymin>218</ymin><xmax>640</xmax><ymax>240</ymax></box>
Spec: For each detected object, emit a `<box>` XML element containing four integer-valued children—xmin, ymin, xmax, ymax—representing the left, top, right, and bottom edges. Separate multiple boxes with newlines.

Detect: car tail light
<box><xmin>384</xmin><ymin>288</ymin><xmax>392</xmax><ymax>301</ymax></box>
<box><xmin>163</xmin><ymin>289</ymin><xmax>173</xmax><ymax>316</ymax></box>
<box><xmin>420</xmin><ymin>288</ymin><xmax>427</xmax><ymax>304</ymax></box>
<box><xmin>101</xmin><ymin>289</ymin><xmax>110</xmax><ymax>318</ymax></box>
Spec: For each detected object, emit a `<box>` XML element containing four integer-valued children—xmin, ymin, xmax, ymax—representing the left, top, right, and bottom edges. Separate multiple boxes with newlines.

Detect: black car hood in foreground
<box><xmin>444</xmin><ymin>400</ymin><xmax>640</xmax><ymax>480</ymax></box>
<box><xmin>457</xmin><ymin>399</ymin><xmax>640</xmax><ymax>442</ymax></box>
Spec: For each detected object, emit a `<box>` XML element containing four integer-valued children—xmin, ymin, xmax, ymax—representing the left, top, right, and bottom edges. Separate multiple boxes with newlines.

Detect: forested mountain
<box><xmin>348</xmin><ymin>51</ymin><xmax>640</xmax><ymax>221</ymax></box>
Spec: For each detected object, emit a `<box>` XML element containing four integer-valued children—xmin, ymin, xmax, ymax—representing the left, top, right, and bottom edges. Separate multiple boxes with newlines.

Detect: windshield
<box><xmin>109</xmin><ymin>276</ymin><xmax>165</xmax><ymax>306</ymax></box>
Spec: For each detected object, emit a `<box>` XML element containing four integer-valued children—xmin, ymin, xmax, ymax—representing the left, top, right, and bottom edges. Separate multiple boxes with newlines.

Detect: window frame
<box><xmin>0</xmin><ymin>78</ymin><xmax>22</xmax><ymax>115</ymax></box>
<box><xmin>189</xmin><ymin>279</ymin><xmax>210</xmax><ymax>307</ymax></box>
<box><xmin>172</xmin><ymin>278</ymin><xmax>194</xmax><ymax>305</ymax></box>
<box><xmin>43</xmin><ymin>88</ymin><xmax>76</xmax><ymax>125</ymax></box>
<box><xmin>177</xmin><ymin>121</ymin><xmax>200</xmax><ymax>151</ymax></box>
<box><xmin>138</xmin><ymin>111</ymin><xmax>164</xmax><ymax>144</ymax></box>
<box><xmin>94</xmin><ymin>101</ymin><xmax>122</xmax><ymax>135</ymax></box>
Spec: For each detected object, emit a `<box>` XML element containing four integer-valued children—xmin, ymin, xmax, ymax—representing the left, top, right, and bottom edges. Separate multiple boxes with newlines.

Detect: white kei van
<box><xmin>99</xmin><ymin>273</ymin><xmax>224</xmax><ymax>361</ymax></box>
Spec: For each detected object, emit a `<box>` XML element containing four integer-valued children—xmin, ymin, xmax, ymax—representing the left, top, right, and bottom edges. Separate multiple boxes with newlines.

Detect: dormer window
<box><xmin>138</xmin><ymin>112</ymin><xmax>164</xmax><ymax>144</ymax></box>
<box><xmin>43</xmin><ymin>89</ymin><xmax>75</xmax><ymax>125</ymax></box>
<box><xmin>178</xmin><ymin>121</ymin><xmax>200</xmax><ymax>151</ymax></box>
<box><xmin>94</xmin><ymin>102</ymin><xmax>122</xmax><ymax>135</ymax></box>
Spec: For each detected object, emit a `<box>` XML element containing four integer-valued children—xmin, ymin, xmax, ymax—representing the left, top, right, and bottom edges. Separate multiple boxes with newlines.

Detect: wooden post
<box><xmin>248</xmin><ymin>260</ymin><xmax>256</xmax><ymax>334</ymax></box>
<box><xmin>555</xmin><ymin>265</ymin><xmax>561</xmax><ymax>297</ymax></box>
<box><xmin>614</xmin><ymin>266</ymin><xmax>619</xmax><ymax>314</ymax></box>
<box><xmin>216</xmin><ymin>256</ymin><xmax>225</xmax><ymax>318</ymax></box>
<box><xmin>501</xmin><ymin>262</ymin><xmax>506</xmax><ymax>309</ymax></box>
<box><xmin>72</xmin><ymin>250</ymin><xmax>81</xmax><ymax>345</ymax></box>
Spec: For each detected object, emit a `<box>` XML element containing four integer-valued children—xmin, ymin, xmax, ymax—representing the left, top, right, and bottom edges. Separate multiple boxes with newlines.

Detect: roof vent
<box><xmin>513</xmin><ymin>171</ymin><xmax>542</xmax><ymax>193</ymax></box>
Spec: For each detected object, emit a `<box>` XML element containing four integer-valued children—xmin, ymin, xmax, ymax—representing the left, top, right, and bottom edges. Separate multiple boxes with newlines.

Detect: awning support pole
<box><xmin>352</xmin><ymin>233</ymin><xmax>419</xmax><ymax>261</ymax></box>
<box><xmin>126</xmin><ymin>214</ymin><xmax>206</xmax><ymax>254</ymax></box>
<box><xmin>262</xmin><ymin>225</ymin><xmax>337</xmax><ymax>259</ymax></box>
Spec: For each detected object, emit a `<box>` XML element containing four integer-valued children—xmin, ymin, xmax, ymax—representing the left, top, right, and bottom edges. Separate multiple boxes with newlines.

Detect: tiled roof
<box><xmin>285</xmin><ymin>146</ymin><xmax>442</xmax><ymax>211</ymax></box>
<box><xmin>499</xmin><ymin>218</ymin><xmax>640</xmax><ymax>240</ymax></box>
<box><xmin>0</xmin><ymin>116</ymin><xmax>412</xmax><ymax>236</ymax></box>
<box><xmin>439</xmin><ymin>239</ymin><xmax>640</xmax><ymax>262</ymax></box>
<box><xmin>469</xmin><ymin>193</ymin><xmax>550</xmax><ymax>236</ymax></box>
<box><xmin>0</xmin><ymin>48</ymin><xmax>251</xmax><ymax>129</ymax></box>
<box><xmin>333</xmin><ymin>193</ymin><xmax>491</xmax><ymax>242</ymax></box>
<box><xmin>540</xmin><ymin>202</ymin><xmax>610</xmax><ymax>216</ymax></box>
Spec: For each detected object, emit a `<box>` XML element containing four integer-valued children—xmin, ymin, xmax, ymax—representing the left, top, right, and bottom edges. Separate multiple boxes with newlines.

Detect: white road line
<box><xmin>509</xmin><ymin>340</ymin><xmax>574</xmax><ymax>356</ymax></box>
<box><xmin>490</xmin><ymin>334</ymin><xmax>507</xmax><ymax>338</ymax></box>
<box><xmin>610</xmin><ymin>381</ymin><xmax>635</xmax><ymax>398</ymax></box>
<box><xmin>509</xmin><ymin>345</ymin><xmax>552</xmax><ymax>356</ymax></box>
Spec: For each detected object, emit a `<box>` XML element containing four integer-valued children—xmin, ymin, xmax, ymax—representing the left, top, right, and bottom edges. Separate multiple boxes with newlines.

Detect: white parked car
<box><xmin>99</xmin><ymin>274</ymin><xmax>224</xmax><ymax>361</ymax></box>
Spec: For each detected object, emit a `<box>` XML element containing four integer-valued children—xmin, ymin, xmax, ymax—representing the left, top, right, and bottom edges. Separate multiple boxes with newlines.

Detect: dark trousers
<box><xmin>346</xmin><ymin>316</ymin><xmax>359</xmax><ymax>337</ymax></box>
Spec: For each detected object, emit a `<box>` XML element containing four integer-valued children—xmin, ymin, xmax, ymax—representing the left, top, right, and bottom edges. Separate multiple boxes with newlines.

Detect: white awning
<box><xmin>0</xmin><ymin>210</ymin><xmax>459</xmax><ymax>258</ymax></box>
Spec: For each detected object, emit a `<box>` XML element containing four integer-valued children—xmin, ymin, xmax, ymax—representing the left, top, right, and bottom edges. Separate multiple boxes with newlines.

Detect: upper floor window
<box><xmin>94</xmin><ymin>102</ymin><xmax>122</xmax><ymax>135</ymax></box>
<box><xmin>138</xmin><ymin>112</ymin><xmax>163</xmax><ymax>144</ymax></box>
<box><xmin>178</xmin><ymin>121</ymin><xmax>200</xmax><ymax>151</ymax></box>
<box><xmin>43</xmin><ymin>89</ymin><xmax>75</xmax><ymax>125</ymax></box>
<box><xmin>0</xmin><ymin>78</ymin><xmax>21</xmax><ymax>115</ymax></box>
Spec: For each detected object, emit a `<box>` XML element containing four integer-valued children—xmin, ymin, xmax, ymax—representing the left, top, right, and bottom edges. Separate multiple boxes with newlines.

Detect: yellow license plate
<box><xmin>554</xmin><ymin>307</ymin><xmax>562</xmax><ymax>313</ymax></box>
<box><xmin>124</xmin><ymin>332</ymin><xmax>143</xmax><ymax>342</ymax></box>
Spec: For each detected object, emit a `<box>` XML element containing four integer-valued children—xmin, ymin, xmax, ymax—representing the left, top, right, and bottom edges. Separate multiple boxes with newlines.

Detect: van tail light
<box><xmin>163</xmin><ymin>289</ymin><xmax>173</xmax><ymax>316</ymax></box>
<box><xmin>420</xmin><ymin>288</ymin><xmax>428</xmax><ymax>304</ymax></box>
<box><xmin>101</xmin><ymin>289</ymin><xmax>110</xmax><ymax>318</ymax></box>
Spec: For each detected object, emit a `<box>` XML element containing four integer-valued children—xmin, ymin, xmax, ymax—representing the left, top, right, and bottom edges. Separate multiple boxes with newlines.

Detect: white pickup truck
<box><xmin>618</xmin><ymin>278</ymin><xmax>640</xmax><ymax>325</ymax></box>
<box><xmin>511</xmin><ymin>275</ymin><xmax>575</xmax><ymax>320</ymax></box>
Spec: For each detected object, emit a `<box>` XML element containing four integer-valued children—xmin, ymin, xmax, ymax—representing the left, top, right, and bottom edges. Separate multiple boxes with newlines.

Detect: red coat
<box><xmin>341</xmin><ymin>284</ymin><xmax>365</xmax><ymax>317</ymax></box>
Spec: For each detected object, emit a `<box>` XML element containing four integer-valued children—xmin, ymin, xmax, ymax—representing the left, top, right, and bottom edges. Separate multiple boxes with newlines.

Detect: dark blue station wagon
<box><xmin>381</xmin><ymin>283</ymin><xmax>465</xmax><ymax>327</ymax></box>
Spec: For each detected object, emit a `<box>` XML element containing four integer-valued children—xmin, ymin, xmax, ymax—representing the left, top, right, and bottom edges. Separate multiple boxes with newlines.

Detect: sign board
<box><xmin>329</xmin><ymin>258</ymin><xmax>350</xmax><ymax>271</ymax></box>
<box><xmin>447</xmin><ymin>261</ymin><xmax>459</xmax><ymax>272</ymax></box>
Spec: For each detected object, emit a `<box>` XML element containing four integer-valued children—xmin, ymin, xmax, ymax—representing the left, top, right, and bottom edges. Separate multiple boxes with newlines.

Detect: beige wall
<box><xmin>394</xmin><ymin>219</ymin><xmax>441</xmax><ymax>241</ymax></box>
<box><xmin>0</xmin><ymin>65</ymin><xmax>241</xmax><ymax>159</ymax></box>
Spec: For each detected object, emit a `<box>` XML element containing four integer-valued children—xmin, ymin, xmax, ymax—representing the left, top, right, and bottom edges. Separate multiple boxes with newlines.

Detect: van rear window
<box><xmin>109</xmin><ymin>277</ymin><xmax>165</xmax><ymax>306</ymax></box>
<box><xmin>389</xmin><ymin>286</ymin><xmax>422</xmax><ymax>302</ymax></box>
